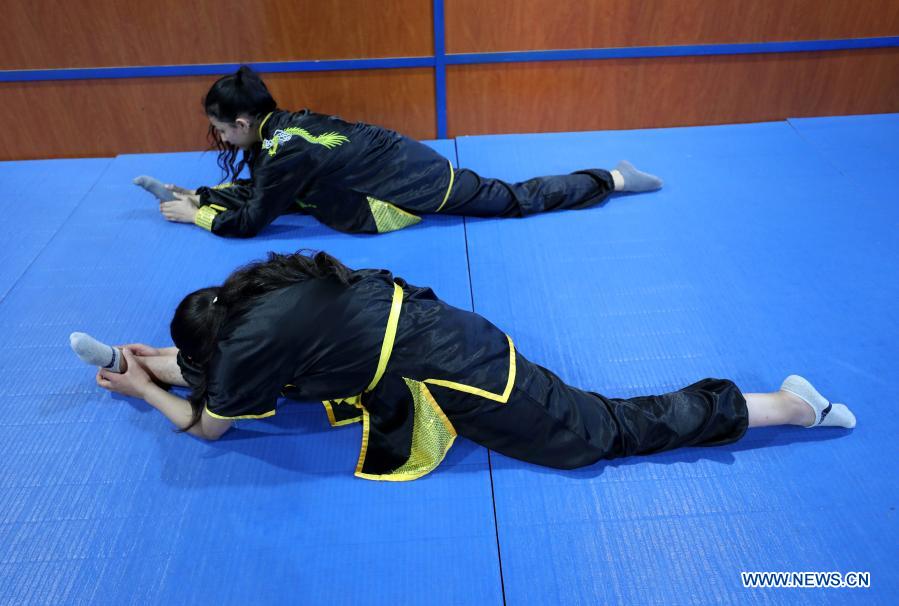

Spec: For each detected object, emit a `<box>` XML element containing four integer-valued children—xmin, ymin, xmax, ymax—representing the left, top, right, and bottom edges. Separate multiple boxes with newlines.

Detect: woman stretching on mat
<box><xmin>70</xmin><ymin>251</ymin><xmax>854</xmax><ymax>481</ymax></box>
<box><xmin>133</xmin><ymin>66</ymin><xmax>662</xmax><ymax>237</ymax></box>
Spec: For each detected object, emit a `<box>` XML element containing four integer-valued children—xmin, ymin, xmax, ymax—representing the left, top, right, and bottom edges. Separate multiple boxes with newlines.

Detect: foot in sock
<box><xmin>133</xmin><ymin>175</ymin><xmax>176</xmax><ymax>201</ymax></box>
<box><xmin>70</xmin><ymin>332</ymin><xmax>125</xmax><ymax>373</ymax></box>
<box><xmin>781</xmin><ymin>375</ymin><xmax>856</xmax><ymax>428</ymax></box>
<box><xmin>610</xmin><ymin>160</ymin><xmax>663</xmax><ymax>193</ymax></box>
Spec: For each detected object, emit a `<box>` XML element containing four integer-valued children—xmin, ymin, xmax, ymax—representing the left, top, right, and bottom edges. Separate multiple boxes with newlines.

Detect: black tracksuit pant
<box><xmin>433</xmin><ymin>352</ymin><xmax>749</xmax><ymax>470</ymax></box>
<box><xmin>438</xmin><ymin>168</ymin><xmax>616</xmax><ymax>217</ymax></box>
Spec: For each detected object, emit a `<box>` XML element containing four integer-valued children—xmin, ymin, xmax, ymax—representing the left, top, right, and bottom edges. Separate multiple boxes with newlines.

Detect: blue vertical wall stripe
<box><xmin>433</xmin><ymin>0</ymin><xmax>448</xmax><ymax>139</ymax></box>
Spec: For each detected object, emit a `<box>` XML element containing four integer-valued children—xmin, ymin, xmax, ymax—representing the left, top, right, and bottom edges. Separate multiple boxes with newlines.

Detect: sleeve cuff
<box><xmin>194</xmin><ymin>205</ymin><xmax>220</xmax><ymax>231</ymax></box>
<box><xmin>204</xmin><ymin>404</ymin><xmax>276</xmax><ymax>420</ymax></box>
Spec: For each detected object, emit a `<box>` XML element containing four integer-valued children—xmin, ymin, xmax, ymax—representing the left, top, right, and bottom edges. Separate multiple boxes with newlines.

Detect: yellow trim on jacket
<box><xmin>194</xmin><ymin>206</ymin><xmax>219</xmax><ymax>231</ymax></box>
<box><xmin>434</xmin><ymin>159</ymin><xmax>455</xmax><ymax>213</ymax></box>
<box><xmin>257</xmin><ymin>112</ymin><xmax>274</xmax><ymax>140</ymax></box>
<box><xmin>204</xmin><ymin>405</ymin><xmax>276</xmax><ymax>421</ymax></box>
<box><xmin>423</xmin><ymin>335</ymin><xmax>517</xmax><ymax>404</ymax></box>
<box><xmin>354</xmin><ymin>380</ymin><xmax>457</xmax><ymax>482</ymax></box>
<box><xmin>353</xmin><ymin>282</ymin><xmax>405</xmax><ymax>476</ymax></box>
<box><xmin>365</xmin><ymin>282</ymin><xmax>404</xmax><ymax>392</ymax></box>
<box><xmin>321</xmin><ymin>401</ymin><xmax>363</xmax><ymax>427</ymax></box>
<box><xmin>368</xmin><ymin>197</ymin><xmax>422</xmax><ymax>233</ymax></box>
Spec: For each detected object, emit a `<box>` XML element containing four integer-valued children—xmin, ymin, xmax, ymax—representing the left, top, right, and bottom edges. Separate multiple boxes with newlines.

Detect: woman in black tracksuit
<box><xmin>151</xmin><ymin>66</ymin><xmax>662</xmax><ymax>237</ymax></box>
<box><xmin>90</xmin><ymin>251</ymin><xmax>854</xmax><ymax>482</ymax></box>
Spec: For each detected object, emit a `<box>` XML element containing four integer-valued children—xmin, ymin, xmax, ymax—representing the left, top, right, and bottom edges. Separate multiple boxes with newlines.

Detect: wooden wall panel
<box><xmin>447</xmin><ymin>0</ymin><xmax>899</xmax><ymax>53</ymax></box>
<box><xmin>0</xmin><ymin>69</ymin><xmax>436</xmax><ymax>160</ymax></box>
<box><xmin>1</xmin><ymin>0</ymin><xmax>432</xmax><ymax>69</ymax></box>
<box><xmin>446</xmin><ymin>49</ymin><xmax>899</xmax><ymax>136</ymax></box>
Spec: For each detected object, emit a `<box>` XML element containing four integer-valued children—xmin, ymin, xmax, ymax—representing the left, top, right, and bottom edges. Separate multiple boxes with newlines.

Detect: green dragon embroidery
<box><xmin>263</xmin><ymin>127</ymin><xmax>350</xmax><ymax>156</ymax></box>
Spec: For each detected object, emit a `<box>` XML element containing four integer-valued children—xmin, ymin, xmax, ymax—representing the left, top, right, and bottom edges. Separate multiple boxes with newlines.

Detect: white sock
<box><xmin>781</xmin><ymin>375</ymin><xmax>856</xmax><ymax>428</ymax></box>
<box><xmin>70</xmin><ymin>332</ymin><xmax>124</xmax><ymax>373</ymax></box>
<box><xmin>133</xmin><ymin>175</ymin><xmax>176</xmax><ymax>202</ymax></box>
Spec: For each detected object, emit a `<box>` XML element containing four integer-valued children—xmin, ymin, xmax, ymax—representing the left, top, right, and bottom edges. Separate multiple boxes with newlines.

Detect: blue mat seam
<box><xmin>785</xmin><ymin>118</ymin><xmax>848</xmax><ymax>178</ymax></box>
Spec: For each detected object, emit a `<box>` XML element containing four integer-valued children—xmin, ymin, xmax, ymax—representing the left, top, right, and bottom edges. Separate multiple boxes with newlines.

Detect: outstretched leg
<box><xmin>133</xmin><ymin>175</ymin><xmax>176</xmax><ymax>202</ymax></box>
<box><xmin>70</xmin><ymin>333</ymin><xmax>188</xmax><ymax>387</ymax></box>
<box><xmin>447</xmin><ymin>359</ymin><xmax>856</xmax><ymax>472</ymax></box>
<box><xmin>746</xmin><ymin>375</ymin><xmax>856</xmax><ymax>428</ymax></box>
<box><xmin>438</xmin><ymin>161</ymin><xmax>661</xmax><ymax>218</ymax></box>
<box><xmin>610</xmin><ymin>160</ymin><xmax>663</xmax><ymax>192</ymax></box>
<box><xmin>70</xmin><ymin>332</ymin><xmax>124</xmax><ymax>372</ymax></box>
<box><xmin>137</xmin><ymin>349</ymin><xmax>190</xmax><ymax>387</ymax></box>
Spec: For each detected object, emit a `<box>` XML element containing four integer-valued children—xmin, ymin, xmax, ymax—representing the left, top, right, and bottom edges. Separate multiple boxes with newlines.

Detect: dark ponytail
<box><xmin>170</xmin><ymin>251</ymin><xmax>353</xmax><ymax>430</ymax></box>
<box><xmin>203</xmin><ymin>65</ymin><xmax>278</xmax><ymax>183</ymax></box>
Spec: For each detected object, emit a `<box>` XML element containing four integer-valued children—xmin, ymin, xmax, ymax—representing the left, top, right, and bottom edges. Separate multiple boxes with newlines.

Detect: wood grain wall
<box><xmin>446</xmin><ymin>49</ymin><xmax>899</xmax><ymax>135</ymax></box>
<box><xmin>0</xmin><ymin>70</ymin><xmax>436</xmax><ymax>160</ymax></box>
<box><xmin>2</xmin><ymin>0</ymin><xmax>898</xmax><ymax>159</ymax></box>
<box><xmin>0</xmin><ymin>1</ymin><xmax>435</xmax><ymax>159</ymax></box>
<box><xmin>1</xmin><ymin>0</ymin><xmax>432</xmax><ymax>68</ymax></box>
<box><xmin>443</xmin><ymin>0</ymin><xmax>899</xmax><ymax>135</ymax></box>
<box><xmin>445</xmin><ymin>0</ymin><xmax>899</xmax><ymax>51</ymax></box>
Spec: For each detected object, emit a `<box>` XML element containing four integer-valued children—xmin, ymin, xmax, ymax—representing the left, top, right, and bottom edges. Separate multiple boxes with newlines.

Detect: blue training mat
<box><xmin>0</xmin><ymin>158</ymin><xmax>112</xmax><ymax>303</ymax></box>
<box><xmin>788</xmin><ymin>113</ymin><xmax>899</xmax><ymax>180</ymax></box>
<box><xmin>0</xmin><ymin>141</ymin><xmax>505</xmax><ymax>605</ymax></box>
<box><xmin>457</xmin><ymin>121</ymin><xmax>897</xmax><ymax>605</ymax></box>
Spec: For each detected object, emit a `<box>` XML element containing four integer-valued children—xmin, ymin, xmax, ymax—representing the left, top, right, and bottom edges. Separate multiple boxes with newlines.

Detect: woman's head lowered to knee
<box><xmin>170</xmin><ymin>251</ymin><xmax>354</xmax><ymax>365</ymax></box>
<box><xmin>203</xmin><ymin>65</ymin><xmax>278</xmax><ymax>182</ymax></box>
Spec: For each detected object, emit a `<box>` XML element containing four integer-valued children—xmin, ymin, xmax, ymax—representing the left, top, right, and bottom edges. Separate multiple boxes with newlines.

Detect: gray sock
<box><xmin>133</xmin><ymin>175</ymin><xmax>176</xmax><ymax>201</ymax></box>
<box><xmin>70</xmin><ymin>332</ymin><xmax>124</xmax><ymax>373</ymax></box>
<box><xmin>612</xmin><ymin>160</ymin><xmax>663</xmax><ymax>192</ymax></box>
